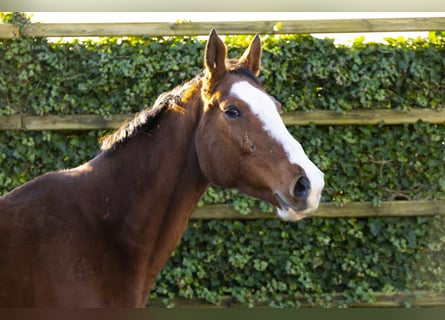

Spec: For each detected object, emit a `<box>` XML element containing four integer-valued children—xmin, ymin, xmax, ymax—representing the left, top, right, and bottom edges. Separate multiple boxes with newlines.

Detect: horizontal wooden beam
<box><xmin>282</xmin><ymin>108</ymin><xmax>445</xmax><ymax>126</ymax></box>
<box><xmin>148</xmin><ymin>290</ymin><xmax>445</xmax><ymax>308</ymax></box>
<box><xmin>0</xmin><ymin>115</ymin><xmax>22</xmax><ymax>130</ymax></box>
<box><xmin>191</xmin><ymin>200</ymin><xmax>445</xmax><ymax>219</ymax></box>
<box><xmin>0</xmin><ymin>109</ymin><xmax>443</xmax><ymax>131</ymax></box>
<box><xmin>1</xmin><ymin>17</ymin><xmax>445</xmax><ymax>39</ymax></box>
<box><xmin>0</xmin><ymin>24</ymin><xmax>19</xmax><ymax>39</ymax></box>
<box><xmin>22</xmin><ymin>114</ymin><xmax>130</xmax><ymax>131</ymax></box>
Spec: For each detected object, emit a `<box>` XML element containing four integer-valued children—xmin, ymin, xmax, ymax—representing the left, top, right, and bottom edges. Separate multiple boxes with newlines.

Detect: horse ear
<box><xmin>204</xmin><ymin>29</ymin><xmax>227</xmax><ymax>80</ymax></box>
<box><xmin>238</xmin><ymin>34</ymin><xmax>262</xmax><ymax>76</ymax></box>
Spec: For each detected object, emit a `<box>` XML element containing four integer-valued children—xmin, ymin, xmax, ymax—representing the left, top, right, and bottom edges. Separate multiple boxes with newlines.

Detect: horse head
<box><xmin>195</xmin><ymin>29</ymin><xmax>325</xmax><ymax>221</ymax></box>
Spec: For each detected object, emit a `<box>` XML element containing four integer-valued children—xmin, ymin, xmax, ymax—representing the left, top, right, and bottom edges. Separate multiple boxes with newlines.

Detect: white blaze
<box><xmin>230</xmin><ymin>81</ymin><xmax>324</xmax><ymax>214</ymax></box>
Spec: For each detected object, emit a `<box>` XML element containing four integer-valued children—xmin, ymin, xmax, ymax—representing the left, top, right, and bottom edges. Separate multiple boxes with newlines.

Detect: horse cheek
<box><xmin>195</xmin><ymin>125</ymin><xmax>239</xmax><ymax>188</ymax></box>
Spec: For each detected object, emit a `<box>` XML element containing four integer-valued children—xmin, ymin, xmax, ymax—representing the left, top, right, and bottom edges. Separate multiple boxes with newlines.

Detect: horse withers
<box><xmin>0</xmin><ymin>30</ymin><xmax>324</xmax><ymax>307</ymax></box>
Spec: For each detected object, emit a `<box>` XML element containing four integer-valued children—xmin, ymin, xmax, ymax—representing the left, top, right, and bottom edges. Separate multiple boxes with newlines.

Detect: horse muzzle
<box><xmin>274</xmin><ymin>170</ymin><xmax>324</xmax><ymax>221</ymax></box>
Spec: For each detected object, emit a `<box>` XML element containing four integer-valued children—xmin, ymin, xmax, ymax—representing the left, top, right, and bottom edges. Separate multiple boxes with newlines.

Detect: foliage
<box><xmin>0</xmin><ymin>131</ymin><xmax>101</xmax><ymax>190</ymax></box>
<box><xmin>0</xmin><ymin>13</ymin><xmax>444</xmax><ymax>307</ymax></box>
<box><xmin>152</xmin><ymin>216</ymin><xmax>445</xmax><ymax>307</ymax></box>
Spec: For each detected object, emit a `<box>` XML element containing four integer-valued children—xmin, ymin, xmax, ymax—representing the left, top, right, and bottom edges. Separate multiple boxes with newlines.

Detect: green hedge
<box><xmin>153</xmin><ymin>216</ymin><xmax>445</xmax><ymax>307</ymax></box>
<box><xmin>1</xmin><ymin>13</ymin><xmax>444</xmax><ymax>307</ymax></box>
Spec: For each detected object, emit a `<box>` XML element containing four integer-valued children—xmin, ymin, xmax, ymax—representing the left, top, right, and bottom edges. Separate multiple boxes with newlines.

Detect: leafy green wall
<box><xmin>1</xmin><ymin>13</ymin><xmax>444</xmax><ymax>306</ymax></box>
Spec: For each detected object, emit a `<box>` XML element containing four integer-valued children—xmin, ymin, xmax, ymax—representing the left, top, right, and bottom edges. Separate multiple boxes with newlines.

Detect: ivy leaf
<box><xmin>370</xmin><ymin>221</ymin><xmax>381</xmax><ymax>237</ymax></box>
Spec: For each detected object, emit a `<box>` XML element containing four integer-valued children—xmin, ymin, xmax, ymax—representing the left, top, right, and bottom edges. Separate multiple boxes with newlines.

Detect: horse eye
<box><xmin>224</xmin><ymin>106</ymin><xmax>242</xmax><ymax>118</ymax></box>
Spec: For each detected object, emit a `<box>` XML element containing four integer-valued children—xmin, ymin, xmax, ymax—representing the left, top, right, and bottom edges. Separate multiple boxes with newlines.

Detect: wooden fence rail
<box><xmin>1</xmin><ymin>17</ymin><xmax>445</xmax><ymax>39</ymax></box>
<box><xmin>192</xmin><ymin>200</ymin><xmax>445</xmax><ymax>220</ymax></box>
<box><xmin>1</xmin><ymin>108</ymin><xmax>444</xmax><ymax>131</ymax></box>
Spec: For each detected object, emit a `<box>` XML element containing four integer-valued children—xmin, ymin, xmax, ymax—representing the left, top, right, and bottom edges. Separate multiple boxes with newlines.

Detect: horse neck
<box><xmin>89</xmin><ymin>94</ymin><xmax>209</xmax><ymax>280</ymax></box>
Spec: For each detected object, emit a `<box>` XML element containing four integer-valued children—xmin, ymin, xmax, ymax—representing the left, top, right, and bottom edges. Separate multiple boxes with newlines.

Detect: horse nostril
<box><xmin>293</xmin><ymin>176</ymin><xmax>311</xmax><ymax>200</ymax></box>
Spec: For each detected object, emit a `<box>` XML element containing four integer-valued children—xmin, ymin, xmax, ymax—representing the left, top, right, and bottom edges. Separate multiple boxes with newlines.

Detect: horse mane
<box><xmin>100</xmin><ymin>85</ymin><xmax>187</xmax><ymax>152</ymax></box>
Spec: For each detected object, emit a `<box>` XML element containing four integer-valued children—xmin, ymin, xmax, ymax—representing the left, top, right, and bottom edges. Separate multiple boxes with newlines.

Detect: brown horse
<box><xmin>0</xmin><ymin>30</ymin><xmax>324</xmax><ymax>307</ymax></box>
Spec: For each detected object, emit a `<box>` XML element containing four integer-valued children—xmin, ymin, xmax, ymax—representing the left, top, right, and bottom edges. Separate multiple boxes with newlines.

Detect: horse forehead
<box><xmin>229</xmin><ymin>81</ymin><xmax>283</xmax><ymax>134</ymax></box>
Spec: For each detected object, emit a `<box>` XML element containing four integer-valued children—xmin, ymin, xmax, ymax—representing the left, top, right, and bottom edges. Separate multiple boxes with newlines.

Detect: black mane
<box><xmin>100</xmin><ymin>89</ymin><xmax>183</xmax><ymax>152</ymax></box>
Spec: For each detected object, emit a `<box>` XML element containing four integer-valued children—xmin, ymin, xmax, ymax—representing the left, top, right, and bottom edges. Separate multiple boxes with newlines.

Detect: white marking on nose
<box><xmin>230</xmin><ymin>81</ymin><xmax>324</xmax><ymax>210</ymax></box>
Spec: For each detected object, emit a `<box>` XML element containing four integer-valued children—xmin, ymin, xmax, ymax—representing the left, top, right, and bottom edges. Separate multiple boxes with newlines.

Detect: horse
<box><xmin>0</xmin><ymin>29</ymin><xmax>324</xmax><ymax>307</ymax></box>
